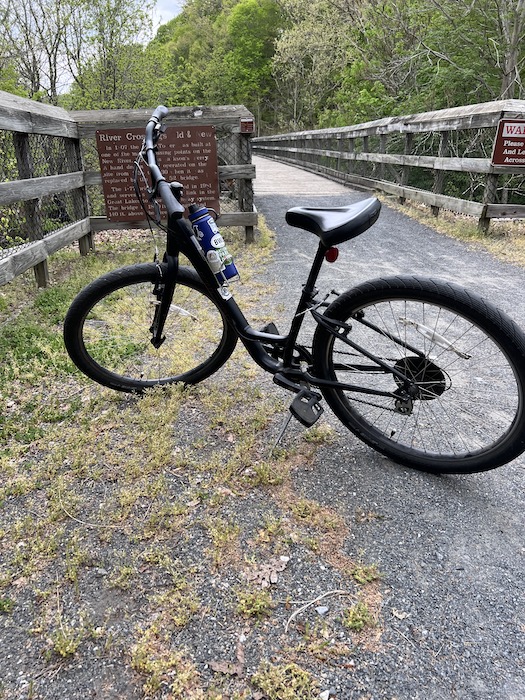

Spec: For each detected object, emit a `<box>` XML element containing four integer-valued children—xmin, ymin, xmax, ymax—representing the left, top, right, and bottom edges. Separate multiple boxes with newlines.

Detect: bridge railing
<box><xmin>0</xmin><ymin>91</ymin><xmax>256</xmax><ymax>287</ymax></box>
<box><xmin>252</xmin><ymin>100</ymin><xmax>525</xmax><ymax>231</ymax></box>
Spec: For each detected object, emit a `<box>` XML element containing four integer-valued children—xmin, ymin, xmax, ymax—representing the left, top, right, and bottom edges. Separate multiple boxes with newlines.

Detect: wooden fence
<box><xmin>0</xmin><ymin>91</ymin><xmax>256</xmax><ymax>287</ymax></box>
<box><xmin>252</xmin><ymin>100</ymin><xmax>525</xmax><ymax>231</ymax></box>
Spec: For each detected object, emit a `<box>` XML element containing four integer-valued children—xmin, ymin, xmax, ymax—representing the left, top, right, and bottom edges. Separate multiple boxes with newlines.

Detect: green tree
<box><xmin>146</xmin><ymin>0</ymin><xmax>283</xmax><ymax>131</ymax></box>
<box><xmin>2</xmin><ymin>0</ymin><xmax>73</xmax><ymax>103</ymax></box>
<box><xmin>64</xmin><ymin>0</ymin><xmax>154</xmax><ymax>109</ymax></box>
<box><xmin>214</xmin><ymin>0</ymin><xmax>282</xmax><ymax>120</ymax></box>
<box><xmin>272</xmin><ymin>0</ymin><xmax>350</xmax><ymax>129</ymax></box>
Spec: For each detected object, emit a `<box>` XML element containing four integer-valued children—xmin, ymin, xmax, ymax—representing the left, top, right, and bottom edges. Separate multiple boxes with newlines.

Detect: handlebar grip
<box><xmin>150</xmin><ymin>105</ymin><xmax>169</xmax><ymax>122</ymax></box>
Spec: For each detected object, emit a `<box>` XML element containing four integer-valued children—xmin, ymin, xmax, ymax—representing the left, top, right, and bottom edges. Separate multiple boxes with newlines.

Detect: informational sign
<box><xmin>96</xmin><ymin>126</ymin><xmax>220</xmax><ymax>222</ymax></box>
<box><xmin>491</xmin><ymin>119</ymin><xmax>525</xmax><ymax>166</ymax></box>
<box><xmin>240</xmin><ymin>117</ymin><xmax>255</xmax><ymax>134</ymax></box>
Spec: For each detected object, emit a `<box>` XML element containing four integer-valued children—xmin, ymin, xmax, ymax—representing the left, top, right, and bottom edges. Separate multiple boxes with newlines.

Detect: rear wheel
<box><xmin>312</xmin><ymin>276</ymin><xmax>525</xmax><ymax>473</ymax></box>
<box><xmin>64</xmin><ymin>263</ymin><xmax>238</xmax><ymax>392</ymax></box>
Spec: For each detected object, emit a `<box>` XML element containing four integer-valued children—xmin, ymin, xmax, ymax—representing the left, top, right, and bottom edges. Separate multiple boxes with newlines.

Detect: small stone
<box><xmin>316</xmin><ymin>606</ymin><xmax>329</xmax><ymax>616</ymax></box>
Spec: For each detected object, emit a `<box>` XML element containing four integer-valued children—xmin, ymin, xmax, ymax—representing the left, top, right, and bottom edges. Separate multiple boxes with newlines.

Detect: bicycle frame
<box><xmin>142</xmin><ymin>108</ymin><xmax>403</xmax><ymax>404</ymax></box>
<box><xmin>164</xmin><ymin>209</ymin><xmax>400</xmax><ymax>402</ymax></box>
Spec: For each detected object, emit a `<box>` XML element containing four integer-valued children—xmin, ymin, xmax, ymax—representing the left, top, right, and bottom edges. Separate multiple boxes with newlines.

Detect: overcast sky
<box><xmin>152</xmin><ymin>0</ymin><xmax>184</xmax><ymax>27</ymax></box>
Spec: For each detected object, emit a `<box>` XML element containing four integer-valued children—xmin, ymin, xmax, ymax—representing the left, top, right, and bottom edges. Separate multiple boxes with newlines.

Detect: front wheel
<box><xmin>312</xmin><ymin>276</ymin><xmax>525</xmax><ymax>473</ymax></box>
<box><xmin>64</xmin><ymin>263</ymin><xmax>238</xmax><ymax>392</ymax></box>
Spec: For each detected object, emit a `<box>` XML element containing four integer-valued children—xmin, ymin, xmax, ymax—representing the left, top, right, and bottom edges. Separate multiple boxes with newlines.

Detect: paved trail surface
<box><xmin>252</xmin><ymin>155</ymin><xmax>525</xmax><ymax>700</ymax></box>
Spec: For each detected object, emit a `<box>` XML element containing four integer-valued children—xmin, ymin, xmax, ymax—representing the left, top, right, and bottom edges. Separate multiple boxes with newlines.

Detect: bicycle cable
<box><xmin>133</xmin><ymin>144</ymin><xmax>165</xmax><ymax>261</ymax></box>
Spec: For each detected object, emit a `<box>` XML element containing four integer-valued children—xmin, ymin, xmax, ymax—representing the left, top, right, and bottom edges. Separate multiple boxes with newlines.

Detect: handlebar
<box><xmin>142</xmin><ymin>105</ymin><xmax>185</xmax><ymax>217</ymax></box>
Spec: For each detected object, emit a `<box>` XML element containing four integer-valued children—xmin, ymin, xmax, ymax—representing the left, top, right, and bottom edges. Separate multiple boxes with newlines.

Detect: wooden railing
<box><xmin>0</xmin><ymin>92</ymin><xmax>92</xmax><ymax>287</ymax></box>
<box><xmin>253</xmin><ymin>100</ymin><xmax>525</xmax><ymax>231</ymax></box>
<box><xmin>0</xmin><ymin>92</ymin><xmax>256</xmax><ymax>287</ymax></box>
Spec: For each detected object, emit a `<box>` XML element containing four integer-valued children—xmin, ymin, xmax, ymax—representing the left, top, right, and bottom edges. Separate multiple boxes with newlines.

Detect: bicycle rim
<box><xmin>314</xmin><ymin>280</ymin><xmax>525</xmax><ymax>472</ymax></box>
<box><xmin>67</xmin><ymin>265</ymin><xmax>236</xmax><ymax>391</ymax></box>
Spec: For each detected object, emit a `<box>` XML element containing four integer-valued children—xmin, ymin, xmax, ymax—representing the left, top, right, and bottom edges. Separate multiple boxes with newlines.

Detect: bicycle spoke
<box><xmin>329</xmin><ymin>296</ymin><xmax>521</xmax><ymax>459</ymax></box>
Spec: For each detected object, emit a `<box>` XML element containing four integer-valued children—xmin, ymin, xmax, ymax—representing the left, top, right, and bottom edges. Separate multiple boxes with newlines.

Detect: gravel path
<box><xmin>252</xmin><ymin>156</ymin><xmax>525</xmax><ymax>699</ymax></box>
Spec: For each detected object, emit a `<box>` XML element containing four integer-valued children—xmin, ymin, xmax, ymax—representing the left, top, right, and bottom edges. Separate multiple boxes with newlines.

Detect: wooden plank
<box><xmin>253</xmin><ymin>100</ymin><xmax>525</xmax><ymax>141</ymax></box>
<box><xmin>0</xmin><ymin>90</ymin><xmax>78</xmax><ymax>137</ymax></box>
<box><xmin>0</xmin><ymin>218</ymin><xmax>91</xmax><ymax>287</ymax></box>
<box><xmin>253</xmin><ymin>144</ymin><xmax>495</xmax><ymax>174</ymax></box>
<box><xmin>89</xmin><ymin>217</ymin><xmax>152</xmax><ymax>232</ymax></box>
<box><xmin>485</xmin><ymin>204</ymin><xmax>525</xmax><ymax>218</ymax></box>
<box><xmin>219</xmin><ymin>164</ymin><xmax>256</xmax><ymax>179</ymax></box>
<box><xmin>272</xmin><ymin>156</ymin><xmax>485</xmax><ymax>217</ymax></box>
<box><xmin>89</xmin><ymin>211</ymin><xmax>258</xmax><ymax>232</ymax></box>
<box><xmin>72</xmin><ymin>105</ymin><xmax>255</xmax><ymax>139</ymax></box>
<box><xmin>43</xmin><ymin>218</ymin><xmax>91</xmax><ymax>255</ymax></box>
<box><xmin>0</xmin><ymin>242</ymin><xmax>46</xmax><ymax>286</ymax></box>
<box><xmin>216</xmin><ymin>211</ymin><xmax>257</xmax><ymax>226</ymax></box>
<box><xmin>0</xmin><ymin>172</ymin><xmax>85</xmax><ymax>205</ymax></box>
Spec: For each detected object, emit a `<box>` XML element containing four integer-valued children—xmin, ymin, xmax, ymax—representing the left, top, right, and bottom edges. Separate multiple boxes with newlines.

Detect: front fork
<box><xmin>150</xmin><ymin>253</ymin><xmax>179</xmax><ymax>348</ymax></box>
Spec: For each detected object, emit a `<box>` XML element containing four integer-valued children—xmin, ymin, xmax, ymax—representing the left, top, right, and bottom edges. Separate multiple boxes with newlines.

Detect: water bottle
<box><xmin>188</xmin><ymin>204</ymin><xmax>240</xmax><ymax>283</ymax></box>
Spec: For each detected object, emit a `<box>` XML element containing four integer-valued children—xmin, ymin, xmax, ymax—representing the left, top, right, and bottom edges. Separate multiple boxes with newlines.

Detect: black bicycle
<box><xmin>64</xmin><ymin>106</ymin><xmax>525</xmax><ymax>474</ymax></box>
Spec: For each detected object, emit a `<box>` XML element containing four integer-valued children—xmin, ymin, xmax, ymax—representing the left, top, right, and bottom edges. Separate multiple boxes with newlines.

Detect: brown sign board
<box><xmin>491</xmin><ymin>119</ymin><xmax>525</xmax><ymax>167</ymax></box>
<box><xmin>96</xmin><ymin>126</ymin><xmax>220</xmax><ymax>222</ymax></box>
<box><xmin>240</xmin><ymin>117</ymin><xmax>255</xmax><ymax>133</ymax></box>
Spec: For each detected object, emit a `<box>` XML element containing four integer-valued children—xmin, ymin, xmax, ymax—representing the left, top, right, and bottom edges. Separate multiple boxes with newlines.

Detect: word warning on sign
<box><xmin>96</xmin><ymin>126</ymin><xmax>220</xmax><ymax>222</ymax></box>
<box><xmin>491</xmin><ymin>119</ymin><xmax>525</xmax><ymax>167</ymax></box>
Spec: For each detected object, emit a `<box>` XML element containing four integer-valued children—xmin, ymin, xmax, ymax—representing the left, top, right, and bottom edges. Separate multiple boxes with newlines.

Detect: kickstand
<box><xmin>268</xmin><ymin>411</ymin><xmax>293</xmax><ymax>459</ymax></box>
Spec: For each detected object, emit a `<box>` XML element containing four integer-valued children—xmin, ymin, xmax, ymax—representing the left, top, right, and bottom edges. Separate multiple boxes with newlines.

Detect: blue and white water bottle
<box><xmin>188</xmin><ymin>204</ymin><xmax>240</xmax><ymax>283</ymax></box>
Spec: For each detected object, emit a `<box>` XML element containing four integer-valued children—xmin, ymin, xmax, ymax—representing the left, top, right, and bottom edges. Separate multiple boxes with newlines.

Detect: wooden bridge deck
<box><xmin>252</xmin><ymin>155</ymin><xmax>350</xmax><ymax>196</ymax></box>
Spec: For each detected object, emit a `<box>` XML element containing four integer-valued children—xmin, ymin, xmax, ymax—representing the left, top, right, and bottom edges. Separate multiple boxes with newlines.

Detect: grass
<box><xmin>385</xmin><ymin>195</ymin><xmax>525</xmax><ymax>267</ymax></box>
<box><xmin>0</xmin><ymin>220</ymin><xmax>384</xmax><ymax>698</ymax></box>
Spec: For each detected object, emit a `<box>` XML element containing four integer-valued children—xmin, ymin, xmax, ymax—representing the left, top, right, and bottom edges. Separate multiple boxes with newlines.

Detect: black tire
<box><xmin>64</xmin><ymin>263</ymin><xmax>238</xmax><ymax>392</ymax></box>
<box><xmin>312</xmin><ymin>276</ymin><xmax>525</xmax><ymax>473</ymax></box>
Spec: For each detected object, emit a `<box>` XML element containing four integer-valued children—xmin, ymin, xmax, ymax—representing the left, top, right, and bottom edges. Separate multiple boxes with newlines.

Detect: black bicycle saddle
<box><xmin>285</xmin><ymin>197</ymin><xmax>381</xmax><ymax>247</ymax></box>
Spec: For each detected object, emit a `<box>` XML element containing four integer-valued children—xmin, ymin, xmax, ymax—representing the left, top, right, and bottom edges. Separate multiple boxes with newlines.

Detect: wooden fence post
<box><xmin>379</xmin><ymin>133</ymin><xmax>387</xmax><ymax>182</ymax></box>
<box><xmin>479</xmin><ymin>172</ymin><xmax>499</xmax><ymax>232</ymax></box>
<box><xmin>239</xmin><ymin>133</ymin><xmax>254</xmax><ymax>243</ymax></box>
<box><xmin>432</xmin><ymin>131</ymin><xmax>449</xmax><ymax>216</ymax></box>
<box><xmin>13</xmin><ymin>133</ymin><xmax>50</xmax><ymax>287</ymax></box>
<box><xmin>65</xmin><ymin>137</ymin><xmax>93</xmax><ymax>255</ymax></box>
<box><xmin>399</xmin><ymin>132</ymin><xmax>414</xmax><ymax>204</ymax></box>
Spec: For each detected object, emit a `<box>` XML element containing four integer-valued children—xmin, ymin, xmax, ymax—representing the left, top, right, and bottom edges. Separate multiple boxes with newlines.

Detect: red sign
<box><xmin>96</xmin><ymin>126</ymin><xmax>220</xmax><ymax>222</ymax></box>
<box><xmin>491</xmin><ymin>119</ymin><xmax>525</xmax><ymax>166</ymax></box>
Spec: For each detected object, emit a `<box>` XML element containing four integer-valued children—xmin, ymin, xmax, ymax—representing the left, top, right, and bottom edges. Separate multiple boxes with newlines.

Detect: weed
<box><xmin>108</xmin><ymin>564</ymin><xmax>136</xmax><ymax>590</ymax></box>
<box><xmin>150</xmin><ymin>587</ymin><xmax>200</xmax><ymax>627</ymax></box>
<box><xmin>251</xmin><ymin>661</ymin><xmax>318</xmax><ymax>699</ymax></box>
<box><xmin>0</xmin><ymin>597</ymin><xmax>14</xmax><ymax>614</ymax></box>
<box><xmin>64</xmin><ymin>534</ymin><xmax>95</xmax><ymax>583</ymax></box>
<box><xmin>236</xmin><ymin>587</ymin><xmax>274</xmax><ymax>619</ymax></box>
<box><xmin>290</xmin><ymin>498</ymin><xmax>343</xmax><ymax>531</ymax></box>
<box><xmin>342</xmin><ymin>601</ymin><xmax>374</xmax><ymax>631</ymax></box>
<box><xmin>0</xmin><ymin>221</ymin><xmax>386</xmax><ymax>697</ymax></box>
<box><xmin>204</xmin><ymin>515</ymin><xmax>240</xmax><ymax>567</ymax></box>
<box><xmin>303</xmin><ymin>422</ymin><xmax>336</xmax><ymax>444</ymax></box>
<box><xmin>50</xmin><ymin>622</ymin><xmax>85</xmax><ymax>657</ymax></box>
<box><xmin>350</xmin><ymin>563</ymin><xmax>382</xmax><ymax>585</ymax></box>
<box><xmin>255</xmin><ymin>515</ymin><xmax>284</xmax><ymax>545</ymax></box>
<box><xmin>131</xmin><ymin>625</ymin><xmax>203</xmax><ymax>697</ymax></box>
<box><xmin>245</xmin><ymin>460</ymin><xmax>285</xmax><ymax>487</ymax></box>
<box><xmin>297</xmin><ymin>620</ymin><xmax>351</xmax><ymax>661</ymax></box>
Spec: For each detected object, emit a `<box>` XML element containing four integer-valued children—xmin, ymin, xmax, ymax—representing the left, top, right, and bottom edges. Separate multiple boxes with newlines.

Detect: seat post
<box><xmin>303</xmin><ymin>241</ymin><xmax>328</xmax><ymax>297</ymax></box>
<box><xmin>283</xmin><ymin>242</ymin><xmax>327</xmax><ymax>365</ymax></box>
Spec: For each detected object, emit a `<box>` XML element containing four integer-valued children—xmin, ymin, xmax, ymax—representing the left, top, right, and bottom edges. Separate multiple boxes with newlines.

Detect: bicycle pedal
<box><xmin>289</xmin><ymin>388</ymin><xmax>324</xmax><ymax>427</ymax></box>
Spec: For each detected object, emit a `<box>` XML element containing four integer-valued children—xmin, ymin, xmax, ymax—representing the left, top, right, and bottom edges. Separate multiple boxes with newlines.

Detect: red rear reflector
<box><xmin>325</xmin><ymin>247</ymin><xmax>339</xmax><ymax>262</ymax></box>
